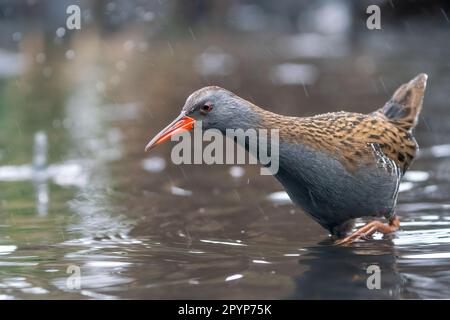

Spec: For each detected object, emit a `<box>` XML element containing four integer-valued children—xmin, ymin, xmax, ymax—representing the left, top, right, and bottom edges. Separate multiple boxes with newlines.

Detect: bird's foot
<box><xmin>334</xmin><ymin>217</ymin><xmax>400</xmax><ymax>245</ymax></box>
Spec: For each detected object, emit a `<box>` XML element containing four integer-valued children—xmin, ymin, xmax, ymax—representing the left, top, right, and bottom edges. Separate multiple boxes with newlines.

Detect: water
<box><xmin>1</xmin><ymin>8</ymin><xmax>450</xmax><ymax>299</ymax></box>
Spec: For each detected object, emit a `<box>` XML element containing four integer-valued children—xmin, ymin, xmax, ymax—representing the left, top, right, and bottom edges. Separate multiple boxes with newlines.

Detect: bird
<box><xmin>145</xmin><ymin>73</ymin><xmax>428</xmax><ymax>244</ymax></box>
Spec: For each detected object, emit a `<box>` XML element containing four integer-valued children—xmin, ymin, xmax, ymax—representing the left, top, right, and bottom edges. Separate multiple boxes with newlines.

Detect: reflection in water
<box><xmin>0</xmin><ymin>131</ymin><xmax>85</xmax><ymax>216</ymax></box>
<box><xmin>33</xmin><ymin>132</ymin><xmax>49</xmax><ymax>216</ymax></box>
<box><xmin>293</xmin><ymin>242</ymin><xmax>402</xmax><ymax>299</ymax></box>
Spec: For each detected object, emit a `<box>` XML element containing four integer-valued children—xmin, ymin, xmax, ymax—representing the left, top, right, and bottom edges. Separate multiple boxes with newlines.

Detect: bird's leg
<box><xmin>334</xmin><ymin>216</ymin><xmax>400</xmax><ymax>245</ymax></box>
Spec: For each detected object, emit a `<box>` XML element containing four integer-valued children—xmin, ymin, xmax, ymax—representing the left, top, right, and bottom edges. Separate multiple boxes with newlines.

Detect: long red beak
<box><xmin>145</xmin><ymin>114</ymin><xmax>195</xmax><ymax>152</ymax></box>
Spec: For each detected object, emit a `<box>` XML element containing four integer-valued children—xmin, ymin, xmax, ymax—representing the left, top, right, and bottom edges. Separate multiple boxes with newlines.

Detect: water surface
<box><xmin>1</xmin><ymin>7</ymin><xmax>450</xmax><ymax>299</ymax></box>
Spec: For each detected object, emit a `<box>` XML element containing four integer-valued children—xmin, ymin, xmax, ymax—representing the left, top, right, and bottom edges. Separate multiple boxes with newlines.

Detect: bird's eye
<box><xmin>200</xmin><ymin>105</ymin><xmax>213</xmax><ymax>113</ymax></box>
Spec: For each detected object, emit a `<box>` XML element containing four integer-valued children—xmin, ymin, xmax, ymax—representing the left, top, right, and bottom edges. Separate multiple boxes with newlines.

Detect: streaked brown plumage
<box><xmin>252</xmin><ymin>74</ymin><xmax>426</xmax><ymax>174</ymax></box>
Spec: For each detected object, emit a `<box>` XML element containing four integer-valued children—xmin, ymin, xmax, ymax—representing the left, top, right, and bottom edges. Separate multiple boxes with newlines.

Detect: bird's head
<box><xmin>145</xmin><ymin>86</ymin><xmax>258</xmax><ymax>151</ymax></box>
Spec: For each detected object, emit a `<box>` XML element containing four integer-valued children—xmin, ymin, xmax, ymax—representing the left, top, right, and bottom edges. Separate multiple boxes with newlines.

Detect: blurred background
<box><xmin>0</xmin><ymin>0</ymin><xmax>450</xmax><ymax>299</ymax></box>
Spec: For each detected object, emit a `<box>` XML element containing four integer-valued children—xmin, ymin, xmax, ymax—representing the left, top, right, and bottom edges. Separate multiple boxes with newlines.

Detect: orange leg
<box><xmin>334</xmin><ymin>217</ymin><xmax>400</xmax><ymax>245</ymax></box>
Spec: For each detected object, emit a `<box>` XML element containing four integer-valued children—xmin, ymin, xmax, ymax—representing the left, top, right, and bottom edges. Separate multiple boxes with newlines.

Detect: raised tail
<box><xmin>375</xmin><ymin>73</ymin><xmax>428</xmax><ymax>132</ymax></box>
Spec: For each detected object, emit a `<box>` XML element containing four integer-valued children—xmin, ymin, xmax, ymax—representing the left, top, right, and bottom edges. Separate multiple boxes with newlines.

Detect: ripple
<box><xmin>420</xmin><ymin>144</ymin><xmax>450</xmax><ymax>158</ymax></box>
<box><xmin>397</xmin><ymin>202</ymin><xmax>450</xmax><ymax>212</ymax></box>
<box><xmin>200</xmin><ymin>239</ymin><xmax>247</xmax><ymax>247</ymax></box>
<box><xmin>21</xmin><ymin>287</ymin><xmax>49</xmax><ymax>295</ymax></box>
<box><xmin>252</xmin><ymin>259</ymin><xmax>271</xmax><ymax>264</ymax></box>
<box><xmin>267</xmin><ymin>191</ymin><xmax>291</xmax><ymax>204</ymax></box>
<box><xmin>403</xmin><ymin>253</ymin><xmax>450</xmax><ymax>259</ymax></box>
<box><xmin>403</xmin><ymin>170</ymin><xmax>430</xmax><ymax>182</ymax></box>
<box><xmin>170</xmin><ymin>186</ymin><xmax>193</xmax><ymax>197</ymax></box>
<box><xmin>85</xmin><ymin>261</ymin><xmax>131</xmax><ymax>268</ymax></box>
<box><xmin>225</xmin><ymin>274</ymin><xmax>243</xmax><ymax>281</ymax></box>
<box><xmin>394</xmin><ymin>228</ymin><xmax>450</xmax><ymax>246</ymax></box>
<box><xmin>0</xmin><ymin>245</ymin><xmax>17</xmax><ymax>255</ymax></box>
<box><xmin>0</xmin><ymin>262</ymin><xmax>38</xmax><ymax>267</ymax></box>
<box><xmin>399</xmin><ymin>182</ymin><xmax>414</xmax><ymax>192</ymax></box>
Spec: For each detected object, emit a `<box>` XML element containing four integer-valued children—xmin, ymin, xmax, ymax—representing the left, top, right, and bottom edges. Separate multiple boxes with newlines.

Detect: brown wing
<box><xmin>268</xmin><ymin>111</ymin><xmax>417</xmax><ymax>174</ymax></box>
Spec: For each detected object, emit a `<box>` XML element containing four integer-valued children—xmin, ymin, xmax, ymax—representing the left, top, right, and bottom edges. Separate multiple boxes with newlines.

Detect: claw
<box><xmin>334</xmin><ymin>217</ymin><xmax>400</xmax><ymax>245</ymax></box>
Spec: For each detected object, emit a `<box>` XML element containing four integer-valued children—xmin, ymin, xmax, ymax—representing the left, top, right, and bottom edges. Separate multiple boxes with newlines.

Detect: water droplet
<box><xmin>116</xmin><ymin>60</ymin><xmax>127</xmax><ymax>72</ymax></box>
<box><xmin>56</xmin><ymin>27</ymin><xmax>66</xmax><ymax>38</ymax></box>
<box><xmin>271</xmin><ymin>63</ymin><xmax>319</xmax><ymax>85</ymax></box>
<box><xmin>65</xmin><ymin>49</ymin><xmax>76</xmax><ymax>60</ymax></box>
<box><xmin>35</xmin><ymin>53</ymin><xmax>46</xmax><ymax>64</ymax></box>
<box><xmin>229</xmin><ymin>166</ymin><xmax>245</xmax><ymax>178</ymax></box>
<box><xmin>42</xmin><ymin>66</ymin><xmax>52</xmax><ymax>78</ymax></box>
<box><xmin>12</xmin><ymin>32</ymin><xmax>22</xmax><ymax>42</ymax></box>
<box><xmin>124</xmin><ymin>40</ymin><xmax>135</xmax><ymax>51</ymax></box>
<box><xmin>96</xmin><ymin>81</ymin><xmax>106</xmax><ymax>92</ymax></box>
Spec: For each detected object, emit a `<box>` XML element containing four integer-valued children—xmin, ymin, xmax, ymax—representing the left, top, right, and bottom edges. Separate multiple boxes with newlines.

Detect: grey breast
<box><xmin>274</xmin><ymin>142</ymin><xmax>401</xmax><ymax>230</ymax></box>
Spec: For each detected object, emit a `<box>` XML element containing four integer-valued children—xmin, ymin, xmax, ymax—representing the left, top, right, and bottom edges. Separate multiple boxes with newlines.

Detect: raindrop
<box><xmin>138</xmin><ymin>41</ymin><xmax>148</xmax><ymax>52</ymax></box>
<box><xmin>35</xmin><ymin>53</ymin><xmax>46</xmax><ymax>64</ymax></box>
<box><xmin>142</xmin><ymin>156</ymin><xmax>166</xmax><ymax>173</ymax></box>
<box><xmin>12</xmin><ymin>32</ymin><xmax>22</xmax><ymax>42</ymax></box>
<box><xmin>56</xmin><ymin>27</ymin><xmax>66</xmax><ymax>38</ymax></box>
<box><xmin>65</xmin><ymin>49</ymin><xmax>76</xmax><ymax>60</ymax></box>
<box><xmin>229</xmin><ymin>166</ymin><xmax>245</xmax><ymax>178</ymax></box>
<box><xmin>106</xmin><ymin>2</ymin><xmax>116</xmax><ymax>12</ymax></box>
<box><xmin>123</xmin><ymin>40</ymin><xmax>135</xmax><ymax>51</ymax></box>
<box><xmin>136</xmin><ymin>7</ymin><xmax>155</xmax><ymax>22</ymax></box>
<box><xmin>271</xmin><ymin>63</ymin><xmax>319</xmax><ymax>86</ymax></box>
<box><xmin>110</xmin><ymin>74</ymin><xmax>120</xmax><ymax>85</ymax></box>
<box><xmin>311</xmin><ymin>1</ymin><xmax>351</xmax><ymax>35</ymax></box>
<box><xmin>62</xmin><ymin>118</ymin><xmax>73</xmax><ymax>129</ymax></box>
<box><xmin>142</xmin><ymin>12</ymin><xmax>154</xmax><ymax>22</ymax></box>
<box><xmin>228</xmin><ymin>4</ymin><xmax>267</xmax><ymax>32</ymax></box>
<box><xmin>193</xmin><ymin>46</ymin><xmax>235</xmax><ymax>76</ymax></box>
<box><xmin>42</xmin><ymin>66</ymin><xmax>52</xmax><ymax>78</ymax></box>
<box><xmin>96</xmin><ymin>81</ymin><xmax>106</xmax><ymax>92</ymax></box>
<box><xmin>116</xmin><ymin>60</ymin><xmax>127</xmax><ymax>72</ymax></box>
<box><xmin>355</xmin><ymin>56</ymin><xmax>376</xmax><ymax>75</ymax></box>
<box><xmin>441</xmin><ymin>8</ymin><xmax>450</xmax><ymax>22</ymax></box>
<box><xmin>280</xmin><ymin>33</ymin><xmax>348</xmax><ymax>59</ymax></box>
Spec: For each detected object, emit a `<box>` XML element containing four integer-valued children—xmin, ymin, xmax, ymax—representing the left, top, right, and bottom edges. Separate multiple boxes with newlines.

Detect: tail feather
<box><xmin>376</xmin><ymin>73</ymin><xmax>428</xmax><ymax>132</ymax></box>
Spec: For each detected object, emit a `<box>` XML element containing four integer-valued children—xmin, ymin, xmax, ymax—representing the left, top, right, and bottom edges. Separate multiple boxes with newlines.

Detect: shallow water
<box><xmin>1</xmin><ymin>9</ymin><xmax>450</xmax><ymax>299</ymax></box>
